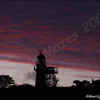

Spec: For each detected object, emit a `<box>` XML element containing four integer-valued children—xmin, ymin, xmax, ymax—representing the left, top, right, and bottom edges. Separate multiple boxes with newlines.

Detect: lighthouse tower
<box><xmin>34</xmin><ymin>50</ymin><xmax>59</xmax><ymax>87</ymax></box>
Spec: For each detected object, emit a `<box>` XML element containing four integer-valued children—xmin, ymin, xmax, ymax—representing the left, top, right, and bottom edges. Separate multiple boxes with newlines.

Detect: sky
<box><xmin>0</xmin><ymin>1</ymin><xmax>100</xmax><ymax>87</ymax></box>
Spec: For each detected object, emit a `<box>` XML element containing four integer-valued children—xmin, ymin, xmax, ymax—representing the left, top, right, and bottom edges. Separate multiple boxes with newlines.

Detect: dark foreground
<box><xmin>0</xmin><ymin>85</ymin><xmax>100</xmax><ymax>100</ymax></box>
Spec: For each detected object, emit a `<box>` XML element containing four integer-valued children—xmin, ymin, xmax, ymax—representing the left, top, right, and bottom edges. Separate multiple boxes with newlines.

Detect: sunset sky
<box><xmin>0</xmin><ymin>1</ymin><xmax>100</xmax><ymax>87</ymax></box>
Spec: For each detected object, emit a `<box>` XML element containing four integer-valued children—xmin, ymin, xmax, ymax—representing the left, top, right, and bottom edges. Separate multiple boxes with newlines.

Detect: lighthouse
<box><xmin>34</xmin><ymin>50</ymin><xmax>59</xmax><ymax>87</ymax></box>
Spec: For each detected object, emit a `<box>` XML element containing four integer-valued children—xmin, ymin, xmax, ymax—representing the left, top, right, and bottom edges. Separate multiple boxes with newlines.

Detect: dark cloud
<box><xmin>0</xmin><ymin>1</ymin><xmax>99</xmax><ymax>73</ymax></box>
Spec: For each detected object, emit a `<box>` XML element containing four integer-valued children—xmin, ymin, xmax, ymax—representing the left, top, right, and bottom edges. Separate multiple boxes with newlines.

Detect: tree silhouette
<box><xmin>73</xmin><ymin>80</ymin><xmax>90</xmax><ymax>87</ymax></box>
<box><xmin>0</xmin><ymin>75</ymin><xmax>15</xmax><ymax>88</ymax></box>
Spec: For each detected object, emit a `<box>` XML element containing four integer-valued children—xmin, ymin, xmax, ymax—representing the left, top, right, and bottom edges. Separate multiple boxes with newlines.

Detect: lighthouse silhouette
<box><xmin>34</xmin><ymin>50</ymin><xmax>59</xmax><ymax>88</ymax></box>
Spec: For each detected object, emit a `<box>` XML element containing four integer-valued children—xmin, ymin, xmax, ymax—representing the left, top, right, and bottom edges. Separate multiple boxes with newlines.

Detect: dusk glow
<box><xmin>0</xmin><ymin>1</ymin><xmax>100</xmax><ymax>87</ymax></box>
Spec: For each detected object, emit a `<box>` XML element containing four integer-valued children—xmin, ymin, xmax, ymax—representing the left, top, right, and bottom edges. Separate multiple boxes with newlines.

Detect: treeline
<box><xmin>0</xmin><ymin>84</ymin><xmax>100</xmax><ymax>100</ymax></box>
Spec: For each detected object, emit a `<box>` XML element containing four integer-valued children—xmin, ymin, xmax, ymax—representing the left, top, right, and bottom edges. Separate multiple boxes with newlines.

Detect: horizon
<box><xmin>0</xmin><ymin>1</ymin><xmax>100</xmax><ymax>87</ymax></box>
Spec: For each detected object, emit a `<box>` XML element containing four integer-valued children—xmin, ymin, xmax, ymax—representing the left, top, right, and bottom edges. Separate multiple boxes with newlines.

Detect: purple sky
<box><xmin>0</xmin><ymin>1</ymin><xmax>100</xmax><ymax>86</ymax></box>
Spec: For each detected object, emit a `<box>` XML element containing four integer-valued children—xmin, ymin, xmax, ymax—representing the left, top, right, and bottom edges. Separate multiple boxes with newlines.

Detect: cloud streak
<box><xmin>0</xmin><ymin>1</ymin><xmax>100</xmax><ymax>86</ymax></box>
